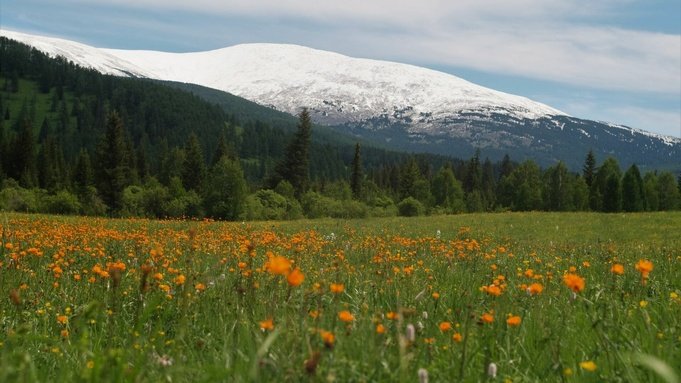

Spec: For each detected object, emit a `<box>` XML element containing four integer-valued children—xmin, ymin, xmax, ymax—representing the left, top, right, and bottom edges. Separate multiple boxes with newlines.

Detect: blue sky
<box><xmin>2</xmin><ymin>0</ymin><xmax>680</xmax><ymax>137</ymax></box>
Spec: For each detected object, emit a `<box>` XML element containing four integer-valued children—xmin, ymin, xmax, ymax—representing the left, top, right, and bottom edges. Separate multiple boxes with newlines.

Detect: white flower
<box><xmin>418</xmin><ymin>368</ymin><xmax>429</xmax><ymax>383</ymax></box>
<box><xmin>487</xmin><ymin>362</ymin><xmax>497</xmax><ymax>378</ymax></box>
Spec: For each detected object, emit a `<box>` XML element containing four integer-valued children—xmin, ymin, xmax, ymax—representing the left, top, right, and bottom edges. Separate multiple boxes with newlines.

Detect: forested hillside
<box><xmin>1</xmin><ymin>37</ymin><xmax>680</xmax><ymax>219</ymax></box>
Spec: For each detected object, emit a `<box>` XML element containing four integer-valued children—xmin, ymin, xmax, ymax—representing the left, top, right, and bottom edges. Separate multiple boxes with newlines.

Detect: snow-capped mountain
<box><xmin>2</xmin><ymin>29</ymin><xmax>679</xmax><ymax>169</ymax></box>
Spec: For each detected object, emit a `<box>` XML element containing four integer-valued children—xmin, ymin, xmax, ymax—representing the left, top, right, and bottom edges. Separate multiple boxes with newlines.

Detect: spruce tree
<box><xmin>272</xmin><ymin>108</ymin><xmax>312</xmax><ymax>197</ymax></box>
<box><xmin>583</xmin><ymin>150</ymin><xmax>597</xmax><ymax>187</ymax></box>
<box><xmin>622</xmin><ymin>164</ymin><xmax>645</xmax><ymax>212</ymax></box>
<box><xmin>13</xmin><ymin>118</ymin><xmax>38</xmax><ymax>187</ymax></box>
<box><xmin>73</xmin><ymin>149</ymin><xmax>94</xmax><ymax>197</ymax></box>
<box><xmin>182</xmin><ymin>133</ymin><xmax>207</xmax><ymax>192</ymax></box>
<box><xmin>96</xmin><ymin>111</ymin><xmax>130</xmax><ymax>214</ymax></box>
<box><xmin>350</xmin><ymin>143</ymin><xmax>363</xmax><ymax>199</ymax></box>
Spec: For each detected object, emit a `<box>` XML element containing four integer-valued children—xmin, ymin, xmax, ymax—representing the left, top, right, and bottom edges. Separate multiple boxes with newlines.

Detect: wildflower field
<box><xmin>1</xmin><ymin>212</ymin><xmax>679</xmax><ymax>382</ymax></box>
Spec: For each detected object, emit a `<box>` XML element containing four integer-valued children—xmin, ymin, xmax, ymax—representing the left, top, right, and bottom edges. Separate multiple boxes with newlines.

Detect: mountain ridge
<box><xmin>2</xmin><ymin>28</ymin><xmax>679</xmax><ymax>171</ymax></box>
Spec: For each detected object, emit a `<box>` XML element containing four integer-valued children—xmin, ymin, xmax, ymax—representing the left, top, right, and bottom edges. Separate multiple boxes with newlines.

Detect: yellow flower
<box><xmin>579</xmin><ymin>360</ymin><xmax>597</xmax><ymax>372</ymax></box>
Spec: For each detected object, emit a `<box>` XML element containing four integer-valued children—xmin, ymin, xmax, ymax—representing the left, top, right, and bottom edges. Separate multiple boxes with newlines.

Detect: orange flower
<box><xmin>56</xmin><ymin>315</ymin><xmax>68</xmax><ymax>325</ymax></box>
<box><xmin>259</xmin><ymin>318</ymin><xmax>274</xmax><ymax>331</ymax></box>
<box><xmin>527</xmin><ymin>283</ymin><xmax>544</xmax><ymax>296</ymax></box>
<box><xmin>287</xmin><ymin>268</ymin><xmax>305</xmax><ymax>287</ymax></box>
<box><xmin>153</xmin><ymin>272</ymin><xmax>164</xmax><ymax>281</ymax></box>
<box><xmin>320</xmin><ymin>330</ymin><xmax>335</xmax><ymax>348</ymax></box>
<box><xmin>174</xmin><ymin>275</ymin><xmax>186</xmax><ymax>286</ymax></box>
<box><xmin>506</xmin><ymin>315</ymin><xmax>521</xmax><ymax>327</ymax></box>
<box><xmin>635</xmin><ymin>260</ymin><xmax>653</xmax><ymax>278</ymax></box>
<box><xmin>266</xmin><ymin>255</ymin><xmax>291</xmax><ymax>275</ymax></box>
<box><xmin>452</xmin><ymin>332</ymin><xmax>463</xmax><ymax>343</ymax></box>
<box><xmin>432</xmin><ymin>292</ymin><xmax>440</xmax><ymax>300</ymax></box>
<box><xmin>386</xmin><ymin>311</ymin><xmax>399</xmax><ymax>320</ymax></box>
<box><xmin>611</xmin><ymin>263</ymin><xmax>624</xmax><ymax>275</ymax></box>
<box><xmin>194</xmin><ymin>282</ymin><xmax>206</xmax><ymax>292</ymax></box>
<box><xmin>480</xmin><ymin>312</ymin><xmax>494</xmax><ymax>324</ymax></box>
<box><xmin>483</xmin><ymin>285</ymin><xmax>502</xmax><ymax>297</ymax></box>
<box><xmin>60</xmin><ymin>329</ymin><xmax>69</xmax><ymax>338</ymax></box>
<box><xmin>563</xmin><ymin>273</ymin><xmax>585</xmax><ymax>293</ymax></box>
<box><xmin>439</xmin><ymin>322</ymin><xmax>452</xmax><ymax>332</ymax></box>
<box><xmin>376</xmin><ymin>324</ymin><xmax>386</xmax><ymax>334</ymax></box>
<box><xmin>330</xmin><ymin>283</ymin><xmax>345</xmax><ymax>294</ymax></box>
<box><xmin>338</xmin><ymin>310</ymin><xmax>354</xmax><ymax>323</ymax></box>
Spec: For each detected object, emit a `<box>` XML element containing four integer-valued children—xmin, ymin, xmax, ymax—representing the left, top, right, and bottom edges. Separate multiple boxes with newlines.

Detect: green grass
<box><xmin>0</xmin><ymin>212</ymin><xmax>679</xmax><ymax>382</ymax></box>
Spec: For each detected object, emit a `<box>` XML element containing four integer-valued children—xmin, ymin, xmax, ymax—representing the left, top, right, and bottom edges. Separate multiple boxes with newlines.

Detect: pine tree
<box><xmin>271</xmin><ymin>108</ymin><xmax>312</xmax><ymax>197</ymax></box>
<box><xmin>431</xmin><ymin>164</ymin><xmax>465</xmax><ymax>213</ymax></box>
<box><xmin>96</xmin><ymin>111</ymin><xmax>130</xmax><ymax>214</ymax></box>
<box><xmin>499</xmin><ymin>154</ymin><xmax>514</xmax><ymax>180</ymax></box>
<box><xmin>622</xmin><ymin>164</ymin><xmax>645</xmax><ymax>212</ymax></box>
<box><xmin>350</xmin><ymin>143</ymin><xmax>363</xmax><ymax>199</ymax></box>
<box><xmin>399</xmin><ymin>157</ymin><xmax>422</xmax><ymax>200</ymax></box>
<box><xmin>182</xmin><ymin>133</ymin><xmax>207</xmax><ymax>192</ymax></box>
<box><xmin>73</xmin><ymin>149</ymin><xmax>94</xmax><ymax>197</ymax></box>
<box><xmin>203</xmin><ymin>157</ymin><xmax>247</xmax><ymax>220</ymax></box>
<box><xmin>591</xmin><ymin>157</ymin><xmax>621</xmax><ymax>211</ymax></box>
<box><xmin>583</xmin><ymin>150</ymin><xmax>597</xmax><ymax>187</ymax></box>
<box><xmin>464</xmin><ymin>149</ymin><xmax>482</xmax><ymax>193</ymax></box>
<box><xmin>13</xmin><ymin>118</ymin><xmax>38</xmax><ymax>187</ymax></box>
<box><xmin>211</xmin><ymin>133</ymin><xmax>231</xmax><ymax>166</ymax></box>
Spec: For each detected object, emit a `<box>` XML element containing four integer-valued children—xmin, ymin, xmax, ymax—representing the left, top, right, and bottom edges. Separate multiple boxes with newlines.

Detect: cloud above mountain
<box><xmin>50</xmin><ymin>0</ymin><xmax>680</xmax><ymax>95</ymax></box>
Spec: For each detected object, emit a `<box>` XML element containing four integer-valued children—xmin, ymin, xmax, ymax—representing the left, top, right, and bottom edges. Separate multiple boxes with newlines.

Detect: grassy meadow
<box><xmin>0</xmin><ymin>212</ymin><xmax>679</xmax><ymax>382</ymax></box>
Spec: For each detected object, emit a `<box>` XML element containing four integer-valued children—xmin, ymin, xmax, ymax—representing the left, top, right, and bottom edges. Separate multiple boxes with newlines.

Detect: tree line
<box><xmin>1</xmin><ymin>37</ymin><xmax>680</xmax><ymax>219</ymax></box>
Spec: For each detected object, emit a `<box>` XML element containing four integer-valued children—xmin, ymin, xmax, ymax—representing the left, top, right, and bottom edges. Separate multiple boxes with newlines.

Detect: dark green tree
<box><xmin>399</xmin><ymin>157</ymin><xmax>422</xmax><ymax>200</ymax></box>
<box><xmin>182</xmin><ymin>133</ymin><xmax>207</xmax><ymax>192</ymax></box>
<box><xmin>13</xmin><ymin>118</ymin><xmax>38</xmax><ymax>187</ymax></box>
<box><xmin>657</xmin><ymin>172</ymin><xmax>681</xmax><ymax>210</ymax></box>
<box><xmin>431</xmin><ymin>165</ymin><xmax>465</xmax><ymax>213</ymax></box>
<box><xmin>643</xmin><ymin>172</ymin><xmax>659</xmax><ymax>211</ymax></box>
<box><xmin>271</xmin><ymin>108</ymin><xmax>312</xmax><ymax>197</ymax></box>
<box><xmin>543</xmin><ymin>161</ymin><xmax>574</xmax><ymax>211</ymax></box>
<box><xmin>96</xmin><ymin>112</ymin><xmax>131</xmax><ymax>214</ymax></box>
<box><xmin>211</xmin><ymin>132</ymin><xmax>233</xmax><ymax>166</ymax></box>
<box><xmin>603</xmin><ymin>173</ymin><xmax>622</xmax><ymax>212</ymax></box>
<box><xmin>350</xmin><ymin>143</ymin><xmax>363</xmax><ymax>199</ymax></box>
<box><xmin>583</xmin><ymin>149</ymin><xmax>597</xmax><ymax>187</ymax></box>
<box><xmin>73</xmin><ymin>149</ymin><xmax>94</xmax><ymax>198</ymax></box>
<box><xmin>622</xmin><ymin>164</ymin><xmax>645</xmax><ymax>212</ymax></box>
<box><xmin>464</xmin><ymin>149</ymin><xmax>482</xmax><ymax>193</ymax></box>
<box><xmin>590</xmin><ymin>157</ymin><xmax>621</xmax><ymax>211</ymax></box>
<box><xmin>203</xmin><ymin>157</ymin><xmax>247</xmax><ymax>220</ymax></box>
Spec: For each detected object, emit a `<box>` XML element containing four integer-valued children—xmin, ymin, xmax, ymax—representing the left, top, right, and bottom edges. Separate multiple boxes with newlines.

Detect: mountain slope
<box><xmin>3</xmin><ymin>29</ymin><xmax>679</xmax><ymax>170</ymax></box>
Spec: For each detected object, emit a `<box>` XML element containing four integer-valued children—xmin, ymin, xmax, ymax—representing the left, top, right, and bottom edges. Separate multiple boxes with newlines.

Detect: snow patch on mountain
<box><xmin>2</xmin><ymin>29</ymin><xmax>564</xmax><ymax>125</ymax></box>
<box><xmin>1</xmin><ymin>30</ymin><xmax>154</xmax><ymax>78</ymax></box>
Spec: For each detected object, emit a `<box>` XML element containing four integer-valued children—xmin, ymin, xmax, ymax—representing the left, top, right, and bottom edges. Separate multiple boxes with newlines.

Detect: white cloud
<box><xmin>53</xmin><ymin>0</ymin><xmax>680</xmax><ymax>96</ymax></box>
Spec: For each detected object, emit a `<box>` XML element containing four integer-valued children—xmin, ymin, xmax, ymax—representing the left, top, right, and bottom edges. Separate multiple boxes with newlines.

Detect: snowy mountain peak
<box><xmin>2</xmin><ymin>29</ymin><xmax>565</xmax><ymax>125</ymax></box>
